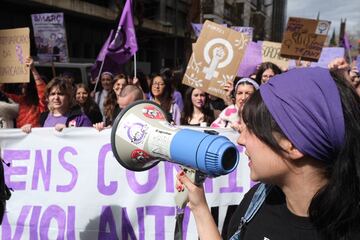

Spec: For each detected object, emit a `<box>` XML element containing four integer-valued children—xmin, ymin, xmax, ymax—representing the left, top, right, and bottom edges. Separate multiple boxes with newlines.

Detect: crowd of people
<box><xmin>0</xmin><ymin>55</ymin><xmax>360</xmax><ymax>239</ymax></box>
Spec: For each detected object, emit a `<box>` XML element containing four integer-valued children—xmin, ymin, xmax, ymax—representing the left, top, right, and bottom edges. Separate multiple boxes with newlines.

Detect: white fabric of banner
<box><xmin>0</xmin><ymin>127</ymin><xmax>251</xmax><ymax>239</ymax></box>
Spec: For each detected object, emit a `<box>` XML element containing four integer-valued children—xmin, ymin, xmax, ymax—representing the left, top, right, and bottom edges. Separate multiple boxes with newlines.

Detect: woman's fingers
<box><xmin>21</xmin><ymin>124</ymin><xmax>32</xmax><ymax>133</ymax></box>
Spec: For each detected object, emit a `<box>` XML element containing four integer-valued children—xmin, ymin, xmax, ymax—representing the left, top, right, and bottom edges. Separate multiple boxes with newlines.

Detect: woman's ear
<box><xmin>278</xmin><ymin>137</ymin><xmax>304</xmax><ymax>160</ymax></box>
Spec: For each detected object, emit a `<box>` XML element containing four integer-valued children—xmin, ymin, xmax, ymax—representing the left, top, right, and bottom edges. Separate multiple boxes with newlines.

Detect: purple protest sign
<box><xmin>191</xmin><ymin>23</ymin><xmax>227</xmax><ymax>37</ymax></box>
<box><xmin>191</xmin><ymin>23</ymin><xmax>202</xmax><ymax>37</ymax></box>
<box><xmin>237</xmin><ymin>41</ymin><xmax>262</xmax><ymax>77</ymax></box>
<box><xmin>311</xmin><ymin>47</ymin><xmax>345</xmax><ymax>68</ymax></box>
<box><xmin>231</xmin><ymin>26</ymin><xmax>253</xmax><ymax>41</ymax></box>
<box><xmin>357</xmin><ymin>56</ymin><xmax>360</xmax><ymax>71</ymax></box>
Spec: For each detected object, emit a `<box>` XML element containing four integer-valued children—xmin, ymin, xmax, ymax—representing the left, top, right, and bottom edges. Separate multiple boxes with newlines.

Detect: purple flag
<box><xmin>341</xmin><ymin>33</ymin><xmax>352</xmax><ymax>50</ymax></box>
<box><xmin>108</xmin><ymin>0</ymin><xmax>138</xmax><ymax>63</ymax></box>
<box><xmin>91</xmin><ymin>0</ymin><xmax>137</xmax><ymax>79</ymax></box>
<box><xmin>91</xmin><ymin>30</ymin><xmax>124</xmax><ymax>79</ymax></box>
<box><xmin>96</xmin><ymin>30</ymin><xmax>113</xmax><ymax>62</ymax></box>
<box><xmin>237</xmin><ymin>41</ymin><xmax>262</xmax><ymax>77</ymax></box>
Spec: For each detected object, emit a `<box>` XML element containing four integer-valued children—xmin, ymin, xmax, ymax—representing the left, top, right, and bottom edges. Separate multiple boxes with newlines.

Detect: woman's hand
<box><xmin>230</xmin><ymin>121</ymin><xmax>241</xmax><ymax>132</ymax></box>
<box><xmin>54</xmin><ymin>123</ymin><xmax>66</xmax><ymax>132</ymax></box>
<box><xmin>223</xmin><ymin>79</ymin><xmax>234</xmax><ymax>105</ymax></box>
<box><xmin>25</xmin><ymin>56</ymin><xmax>34</xmax><ymax>69</ymax></box>
<box><xmin>295</xmin><ymin>59</ymin><xmax>311</xmax><ymax>68</ymax></box>
<box><xmin>21</xmin><ymin>124</ymin><xmax>32</xmax><ymax>134</ymax></box>
<box><xmin>176</xmin><ymin>170</ymin><xmax>222</xmax><ymax>240</ymax></box>
<box><xmin>93</xmin><ymin>122</ymin><xmax>106</xmax><ymax>131</ymax></box>
<box><xmin>328</xmin><ymin>57</ymin><xmax>350</xmax><ymax>71</ymax></box>
<box><xmin>176</xmin><ymin>170</ymin><xmax>207</xmax><ymax>211</ymax></box>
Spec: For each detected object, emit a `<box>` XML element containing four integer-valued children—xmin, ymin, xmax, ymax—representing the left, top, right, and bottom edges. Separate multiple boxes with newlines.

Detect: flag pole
<box><xmin>347</xmin><ymin>49</ymin><xmax>353</xmax><ymax>64</ymax></box>
<box><xmin>134</xmin><ymin>53</ymin><xmax>137</xmax><ymax>79</ymax></box>
<box><xmin>94</xmin><ymin>58</ymin><xmax>106</xmax><ymax>93</ymax></box>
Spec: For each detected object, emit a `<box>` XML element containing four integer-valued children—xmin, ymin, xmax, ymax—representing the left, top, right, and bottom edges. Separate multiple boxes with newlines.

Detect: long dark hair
<box><xmin>75</xmin><ymin>84</ymin><xmax>102</xmax><ymax>124</ymax></box>
<box><xmin>255</xmin><ymin>62</ymin><xmax>282</xmax><ymax>85</ymax></box>
<box><xmin>150</xmin><ymin>73</ymin><xmax>173</xmax><ymax>113</ymax></box>
<box><xmin>242</xmin><ymin>72</ymin><xmax>360</xmax><ymax>239</ymax></box>
<box><xmin>181</xmin><ymin>87</ymin><xmax>214</xmax><ymax>125</ymax></box>
<box><xmin>23</xmin><ymin>77</ymin><xmax>39</xmax><ymax>106</ymax></box>
<box><xmin>0</xmin><ymin>153</ymin><xmax>11</xmax><ymax>225</ymax></box>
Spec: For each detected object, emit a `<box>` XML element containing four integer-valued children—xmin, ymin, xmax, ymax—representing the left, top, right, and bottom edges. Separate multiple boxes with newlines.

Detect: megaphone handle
<box><xmin>175</xmin><ymin>167</ymin><xmax>206</xmax><ymax>209</ymax></box>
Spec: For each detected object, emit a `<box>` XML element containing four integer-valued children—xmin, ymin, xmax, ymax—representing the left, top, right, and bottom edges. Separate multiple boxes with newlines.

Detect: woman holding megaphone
<box><xmin>177</xmin><ymin>66</ymin><xmax>360</xmax><ymax>239</ymax></box>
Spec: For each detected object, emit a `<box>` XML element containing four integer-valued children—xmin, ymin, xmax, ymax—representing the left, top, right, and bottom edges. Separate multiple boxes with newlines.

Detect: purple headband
<box><xmin>260</xmin><ymin>67</ymin><xmax>345</xmax><ymax>162</ymax></box>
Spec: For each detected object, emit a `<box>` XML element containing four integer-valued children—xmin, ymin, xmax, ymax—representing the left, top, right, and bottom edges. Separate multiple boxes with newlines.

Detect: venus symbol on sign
<box><xmin>203</xmin><ymin>47</ymin><xmax>225</xmax><ymax>80</ymax></box>
<box><xmin>202</xmin><ymin>38</ymin><xmax>234</xmax><ymax>80</ymax></box>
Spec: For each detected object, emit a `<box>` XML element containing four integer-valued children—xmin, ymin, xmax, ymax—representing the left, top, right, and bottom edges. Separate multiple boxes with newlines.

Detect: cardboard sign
<box><xmin>288</xmin><ymin>47</ymin><xmax>345</xmax><ymax>69</ymax></box>
<box><xmin>0</xmin><ymin>28</ymin><xmax>30</xmax><ymax>83</ymax></box>
<box><xmin>183</xmin><ymin>20</ymin><xmax>249</xmax><ymax>99</ymax></box>
<box><xmin>280</xmin><ymin>17</ymin><xmax>331</xmax><ymax>61</ymax></box>
<box><xmin>31</xmin><ymin>12</ymin><xmax>69</xmax><ymax>63</ymax></box>
<box><xmin>262</xmin><ymin>41</ymin><xmax>289</xmax><ymax>70</ymax></box>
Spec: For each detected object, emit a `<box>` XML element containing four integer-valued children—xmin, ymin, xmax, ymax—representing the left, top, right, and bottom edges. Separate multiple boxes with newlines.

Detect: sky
<box><xmin>287</xmin><ymin>0</ymin><xmax>360</xmax><ymax>38</ymax></box>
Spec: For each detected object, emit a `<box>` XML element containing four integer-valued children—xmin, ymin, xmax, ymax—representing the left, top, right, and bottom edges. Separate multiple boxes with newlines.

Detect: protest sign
<box><xmin>237</xmin><ymin>41</ymin><xmax>262</xmax><ymax>77</ymax></box>
<box><xmin>230</xmin><ymin>26</ymin><xmax>253</xmax><ymax>41</ymax></box>
<box><xmin>0</xmin><ymin>28</ymin><xmax>30</xmax><ymax>83</ymax></box>
<box><xmin>237</xmin><ymin>41</ymin><xmax>289</xmax><ymax>77</ymax></box>
<box><xmin>280</xmin><ymin>17</ymin><xmax>331</xmax><ymax>62</ymax></box>
<box><xmin>191</xmin><ymin>23</ymin><xmax>203</xmax><ymax>37</ymax></box>
<box><xmin>183</xmin><ymin>20</ymin><xmax>249</xmax><ymax>100</ymax></box>
<box><xmin>31</xmin><ymin>12</ymin><xmax>69</xmax><ymax>63</ymax></box>
<box><xmin>310</xmin><ymin>47</ymin><xmax>345</xmax><ymax>68</ymax></box>
<box><xmin>0</xmin><ymin>127</ymin><xmax>250</xmax><ymax>239</ymax></box>
<box><xmin>356</xmin><ymin>55</ymin><xmax>360</xmax><ymax>70</ymax></box>
<box><xmin>261</xmin><ymin>41</ymin><xmax>289</xmax><ymax>70</ymax></box>
<box><xmin>191</xmin><ymin>23</ymin><xmax>228</xmax><ymax>38</ymax></box>
<box><xmin>288</xmin><ymin>47</ymin><xmax>345</xmax><ymax>69</ymax></box>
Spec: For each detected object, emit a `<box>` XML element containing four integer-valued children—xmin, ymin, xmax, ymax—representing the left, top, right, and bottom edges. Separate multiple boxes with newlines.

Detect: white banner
<box><xmin>0</xmin><ymin>127</ymin><xmax>251</xmax><ymax>239</ymax></box>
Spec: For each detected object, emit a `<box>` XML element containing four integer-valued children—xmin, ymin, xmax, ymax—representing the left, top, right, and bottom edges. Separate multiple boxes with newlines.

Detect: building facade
<box><xmin>0</xmin><ymin>0</ymin><xmax>286</xmax><ymax>73</ymax></box>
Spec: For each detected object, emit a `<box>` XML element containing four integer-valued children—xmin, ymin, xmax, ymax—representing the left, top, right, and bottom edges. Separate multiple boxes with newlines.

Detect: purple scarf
<box><xmin>260</xmin><ymin>67</ymin><xmax>345</xmax><ymax>162</ymax></box>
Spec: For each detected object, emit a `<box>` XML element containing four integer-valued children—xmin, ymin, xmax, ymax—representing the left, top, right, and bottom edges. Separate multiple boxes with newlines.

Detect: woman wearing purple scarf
<box><xmin>177</xmin><ymin>67</ymin><xmax>360</xmax><ymax>239</ymax></box>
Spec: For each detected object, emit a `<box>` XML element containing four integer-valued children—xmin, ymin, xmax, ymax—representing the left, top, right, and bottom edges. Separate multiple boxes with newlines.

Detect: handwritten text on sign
<box><xmin>280</xmin><ymin>17</ymin><xmax>330</xmax><ymax>61</ymax></box>
<box><xmin>0</xmin><ymin>28</ymin><xmax>30</xmax><ymax>83</ymax></box>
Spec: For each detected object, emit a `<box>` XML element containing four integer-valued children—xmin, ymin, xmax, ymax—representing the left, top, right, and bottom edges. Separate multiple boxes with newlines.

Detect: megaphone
<box><xmin>111</xmin><ymin>100</ymin><xmax>239</xmax><ymax>177</ymax></box>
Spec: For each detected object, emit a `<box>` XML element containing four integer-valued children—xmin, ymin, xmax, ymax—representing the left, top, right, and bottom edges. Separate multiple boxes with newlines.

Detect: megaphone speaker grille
<box><xmin>221</xmin><ymin>147</ymin><xmax>238</xmax><ymax>171</ymax></box>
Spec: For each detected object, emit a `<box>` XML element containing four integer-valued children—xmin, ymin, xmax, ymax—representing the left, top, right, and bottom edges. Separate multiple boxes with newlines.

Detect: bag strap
<box><xmin>229</xmin><ymin>183</ymin><xmax>272</xmax><ymax>240</ymax></box>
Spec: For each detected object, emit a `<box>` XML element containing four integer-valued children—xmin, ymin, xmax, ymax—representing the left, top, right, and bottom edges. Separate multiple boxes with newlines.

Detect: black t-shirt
<box><xmin>227</xmin><ymin>184</ymin><xmax>320</xmax><ymax>240</ymax></box>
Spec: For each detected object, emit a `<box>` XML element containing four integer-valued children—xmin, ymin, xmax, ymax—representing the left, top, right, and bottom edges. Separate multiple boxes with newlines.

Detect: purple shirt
<box><xmin>43</xmin><ymin>113</ymin><xmax>92</xmax><ymax>127</ymax></box>
<box><xmin>43</xmin><ymin>114</ymin><xmax>67</xmax><ymax>127</ymax></box>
